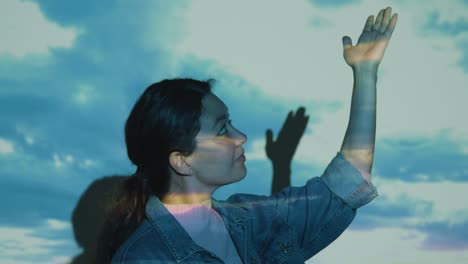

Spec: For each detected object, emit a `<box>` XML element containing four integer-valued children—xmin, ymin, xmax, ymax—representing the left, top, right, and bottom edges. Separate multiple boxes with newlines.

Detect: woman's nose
<box><xmin>233</xmin><ymin>129</ymin><xmax>247</xmax><ymax>146</ymax></box>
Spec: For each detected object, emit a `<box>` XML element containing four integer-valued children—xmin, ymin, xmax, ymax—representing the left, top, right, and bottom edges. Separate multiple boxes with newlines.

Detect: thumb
<box><xmin>266</xmin><ymin>129</ymin><xmax>274</xmax><ymax>146</ymax></box>
<box><xmin>342</xmin><ymin>36</ymin><xmax>353</xmax><ymax>51</ymax></box>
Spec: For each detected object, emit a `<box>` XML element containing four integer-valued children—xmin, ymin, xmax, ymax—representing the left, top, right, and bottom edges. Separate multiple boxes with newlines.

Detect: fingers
<box><xmin>380</xmin><ymin>7</ymin><xmax>392</xmax><ymax>33</ymax></box>
<box><xmin>370</xmin><ymin>7</ymin><xmax>397</xmax><ymax>39</ymax></box>
<box><xmin>342</xmin><ymin>36</ymin><xmax>353</xmax><ymax>51</ymax></box>
<box><xmin>363</xmin><ymin>15</ymin><xmax>374</xmax><ymax>32</ymax></box>
<box><xmin>385</xmin><ymin>13</ymin><xmax>398</xmax><ymax>38</ymax></box>
<box><xmin>372</xmin><ymin>9</ymin><xmax>384</xmax><ymax>31</ymax></box>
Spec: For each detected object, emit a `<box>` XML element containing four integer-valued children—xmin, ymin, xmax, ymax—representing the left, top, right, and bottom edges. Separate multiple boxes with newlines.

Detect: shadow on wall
<box><xmin>71</xmin><ymin>175</ymin><xmax>129</xmax><ymax>264</ymax></box>
<box><xmin>70</xmin><ymin>107</ymin><xmax>308</xmax><ymax>263</ymax></box>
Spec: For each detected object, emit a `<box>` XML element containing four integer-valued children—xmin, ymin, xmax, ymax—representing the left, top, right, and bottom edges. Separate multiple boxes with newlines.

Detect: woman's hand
<box><xmin>342</xmin><ymin>7</ymin><xmax>398</xmax><ymax>69</ymax></box>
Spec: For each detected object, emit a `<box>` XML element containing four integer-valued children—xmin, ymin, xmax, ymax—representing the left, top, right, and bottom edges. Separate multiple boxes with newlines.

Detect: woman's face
<box><xmin>187</xmin><ymin>92</ymin><xmax>248</xmax><ymax>190</ymax></box>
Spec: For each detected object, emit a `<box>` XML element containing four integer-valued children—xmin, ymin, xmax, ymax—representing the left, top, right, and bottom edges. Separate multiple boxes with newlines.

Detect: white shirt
<box><xmin>164</xmin><ymin>200</ymin><xmax>243</xmax><ymax>263</ymax></box>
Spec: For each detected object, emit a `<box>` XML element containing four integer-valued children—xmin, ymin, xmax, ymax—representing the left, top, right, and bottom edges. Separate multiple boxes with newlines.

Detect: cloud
<box><xmin>424</xmin><ymin>11</ymin><xmax>468</xmax><ymax>36</ymax></box>
<box><xmin>419</xmin><ymin>3</ymin><xmax>468</xmax><ymax>73</ymax></box>
<box><xmin>46</xmin><ymin>219</ymin><xmax>71</xmax><ymax>231</ymax></box>
<box><xmin>2</xmin><ymin>0</ymin><xmax>468</xmax><ymax>262</ymax></box>
<box><xmin>419</xmin><ymin>221</ymin><xmax>468</xmax><ymax>250</ymax></box>
<box><xmin>0</xmin><ymin>138</ymin><xmax>14</xmax><ymax>154</ymax></box>
<box><xmin>373</xmin><ymin>179</ymin><xmax>468</xmax><ymax>224</ymax></box>
<box><xmin>306</xmin><ymin>227</ymin><xmax>468</xmax><ymax>264</ymax></box>
<box><xmin>0</xmin><ymin>227</ymin><xmax>62</xmax><ymax>256</ymax></box>
<box><xmin>176</xmin><ymin>0</ymin><xmax>351</xmax><ymax>101</ymax></box>
<box><xmin>375</xmin><ymin>130</ymin><xmax>468</xmax><ymax>182</ymax></box>
<box><xmin>0</xmin><ymin>223</ymin><xmax>76</xmax><ymax>264</ymax></box>
<box><xmin>0</xmin><ymin>0</ymin><xmax>78</xmax><ymax>58</ymax></box>
<box><xmin>344</xmin><ymin>178</ymin><xmax>468</xmax><ymax>249</ymax></box>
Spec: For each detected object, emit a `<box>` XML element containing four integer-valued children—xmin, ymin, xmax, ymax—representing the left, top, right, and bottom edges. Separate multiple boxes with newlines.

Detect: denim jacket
<box><xmin>111</xmin><ymin>152</ymin><xmax>378</xmax><ymax>264</ymax></box>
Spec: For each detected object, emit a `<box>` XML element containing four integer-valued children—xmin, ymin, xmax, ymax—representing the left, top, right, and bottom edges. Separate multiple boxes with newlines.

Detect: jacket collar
<box><xmin>211</xmin><ymin>197</ymin><xmax>252</xmax><ymax>223</ymax></box>
<box><xmin>145</xmin><ymin>196</ymin><xmax>203</xmax><ymax>262</ymax></box>
<box><xmin>144</xmin><ymin>195</ymin><xmax>251</xmax><ymax>262</ymax></box>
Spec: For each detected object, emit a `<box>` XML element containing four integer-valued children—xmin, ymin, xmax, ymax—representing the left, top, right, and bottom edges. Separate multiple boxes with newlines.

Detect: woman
<box><xmin>99</xmin><ymin>7</ymin><xmax>398</xmax><ymax>263</ymax></box>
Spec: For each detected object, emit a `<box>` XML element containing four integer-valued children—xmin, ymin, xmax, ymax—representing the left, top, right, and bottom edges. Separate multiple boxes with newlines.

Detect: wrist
<box><xmin>352</xmin><ymin>61</ymin><xmax>379</xmax><ymax>72</ymax></box>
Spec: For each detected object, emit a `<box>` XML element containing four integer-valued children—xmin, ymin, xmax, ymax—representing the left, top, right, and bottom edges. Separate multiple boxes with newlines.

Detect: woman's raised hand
<box><xmin>342</xmin><ymin>7</ymin><xmax>398</xmax><ymax>68</ymax></box>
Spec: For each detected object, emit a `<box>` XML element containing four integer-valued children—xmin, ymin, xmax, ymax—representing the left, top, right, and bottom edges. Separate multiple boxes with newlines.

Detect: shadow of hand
<box><xmin>266</xmin><ymin>107</ymin><xmax>309</xmax><ymax>167</ymax></box>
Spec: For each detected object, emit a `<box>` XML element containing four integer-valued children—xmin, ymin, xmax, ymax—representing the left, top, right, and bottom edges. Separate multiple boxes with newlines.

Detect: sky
<box><xmin>1</xmin><ymin>0</ymin><xmax>467</xmax><ymax>263</ymax></box>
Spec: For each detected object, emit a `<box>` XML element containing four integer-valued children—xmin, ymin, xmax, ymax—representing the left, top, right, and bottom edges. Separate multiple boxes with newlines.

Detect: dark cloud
<box><xmin>349</xmin><ymin>194</ymin><xmax>434</xmax><ymax>231</ymax></box>
<box><xmin>424</xmin><ymin>11</ymin><xmax>468</xmax><ymax>36</ymax></box>
<box><xmin>419</xmin><ymin>220</ymin><xmax>468</xmax><ymax>250</ymax></box>
<box><xmin>422</xmin><ymin>10</ymin><xmax>468</xmax><ymax>73</ymax></box>
<box><xmin>0</xmin><ymin>175</ymin><xmax>77</xmax><ymax>227</ymax></box>
<box><xmin>34</xmin><ymin>0</ymin><xmax>116</xmax><ymax>26</ymax></box>
<box><xmin>0</xmin><ymin>0</ymin><xmax>189</xmax><ymax>177</ymax></box>
<box><xmin>375</xmin><ymin>130</ymin><xmax>468</xmax><ymax>182</ymax></box>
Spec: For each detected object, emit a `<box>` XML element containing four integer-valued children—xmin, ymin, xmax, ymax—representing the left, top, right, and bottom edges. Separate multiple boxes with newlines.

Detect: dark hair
<box><xmin>96</xmin><ymin>78</ymin><xmax>213</xmax><ymax>263</ymax></box>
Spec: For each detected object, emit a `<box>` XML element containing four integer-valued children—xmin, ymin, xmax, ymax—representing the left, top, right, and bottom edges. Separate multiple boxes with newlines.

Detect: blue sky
<box><xmin>1</xmin><ymin>0</ymin><xmax>467</xmax><ymax>263</ymax></box>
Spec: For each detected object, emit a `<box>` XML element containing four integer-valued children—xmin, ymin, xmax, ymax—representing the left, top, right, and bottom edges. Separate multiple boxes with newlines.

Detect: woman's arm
<box><xmin>340</xmin><ymin>7</ymin><xmax>398</xmax><ymax>181</ymax></box>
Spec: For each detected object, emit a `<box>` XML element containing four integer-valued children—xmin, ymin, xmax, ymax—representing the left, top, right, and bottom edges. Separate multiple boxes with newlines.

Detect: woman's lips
<box><xmin>236</xmin><ymin>153</ymin><xmax>246</xmax><ymax>162</ymax></box>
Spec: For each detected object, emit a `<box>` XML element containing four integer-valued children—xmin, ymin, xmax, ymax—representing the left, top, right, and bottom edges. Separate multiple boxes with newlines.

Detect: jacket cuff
<box><xmin>320</xmin><ymin>152</ymin><xmax>378</xmax><ymax>209</ymax></box>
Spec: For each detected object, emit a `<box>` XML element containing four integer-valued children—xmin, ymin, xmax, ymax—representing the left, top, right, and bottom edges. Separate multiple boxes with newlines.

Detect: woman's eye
<box><xmin>218</xmin><ymin>125</ymin><xmax>227</xmax><ymax>135</ymax></box>
<box><xmin>218</xmin><ymin>119</ymin><xmax>232</xmax><ymax>135</ymax></box>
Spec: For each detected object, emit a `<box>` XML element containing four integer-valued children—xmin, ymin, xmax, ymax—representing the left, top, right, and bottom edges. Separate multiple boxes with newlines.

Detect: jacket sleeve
<box><xmin>225</xmin><ymin>152</ymin><xmax>378</xmax><ymax>259</ymax></box>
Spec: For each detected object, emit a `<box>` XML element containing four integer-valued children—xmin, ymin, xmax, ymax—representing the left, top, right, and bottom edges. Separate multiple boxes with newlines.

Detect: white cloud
<box><xmin>52</xmin><ymin>153</ymin><xmax>79</xmax><ymax>168</ymax></box>
<box><xmin>15</xmin><ymin>125</ymin><xmax>40</xmax><ymax>146</ymax></box>
<box><xmin>65</xmin><ymin>155</ymin><xmax>73</xmax><ymax>163</ymax></box>
<box><xmin>25</xmin><ymin>136</ymin><xmax>34</xmax><ymax>145</ymax></box>
<box><xmin>0</xmin><ymin>138</ymin><xmax>14</xmax><ymax>154</ymax></box>
<box><xmin>0</xmin><ymin>227</ymin><xmax>64</xmax><ymax>256</ymax></box>
<box><xmin>52</xmin><ymin>153</ymin><xmax>63</xmax><ymax>168</ymax></box>
<box><xmin>246</xmin><ymin>139</ymin><xmax>268</xmax><ymax>161</ymax></box>
<box><xmin>73</xmin><ymin>84</ymin><xmax>96</xmax><ymax>105</ymax></box>
<box><xmin>306</xmin><ymin>227</ymin><xmax>468</xmax><ymax>264</ymax></box>
<box><xmin>46</xmin><ymin>219</ymin><xmax>70</xmax><ymax>231</ymax></box>
<box><xmin>0</xmin><ymin>225</ymin><xmax>75</xmax><ymax>264</ymax></box>
<box><xmin>373</xmin><ymin>178</ymin><xmax>468</xmax><ymax>225</ymax></box>
<box><xmin>0</xmin><ymin>0</ymin><xmax>79</xmax><ymax>58</ymax></box>
<box><xmin>80</xmin><ymin>159</ymin><xmax>97</xmax><ymax>169</ymax></box>
<box><xmin>52</xmin><ymin>154</ymin><xmax>94</xmax><ymax>169</ymax></box>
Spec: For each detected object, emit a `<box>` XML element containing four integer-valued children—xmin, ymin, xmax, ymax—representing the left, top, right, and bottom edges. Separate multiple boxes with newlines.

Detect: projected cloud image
<box><xmin>1</xmin><ymin>0</ymin><xmax>467</xmax><ymax>263</ymax></box>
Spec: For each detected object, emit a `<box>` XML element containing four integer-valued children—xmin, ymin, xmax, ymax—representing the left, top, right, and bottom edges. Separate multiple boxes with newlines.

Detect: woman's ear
<box><xmin>168</xmin><ymin>151</ymin><xmax>193</xmax><ymax>176</ymax></box>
